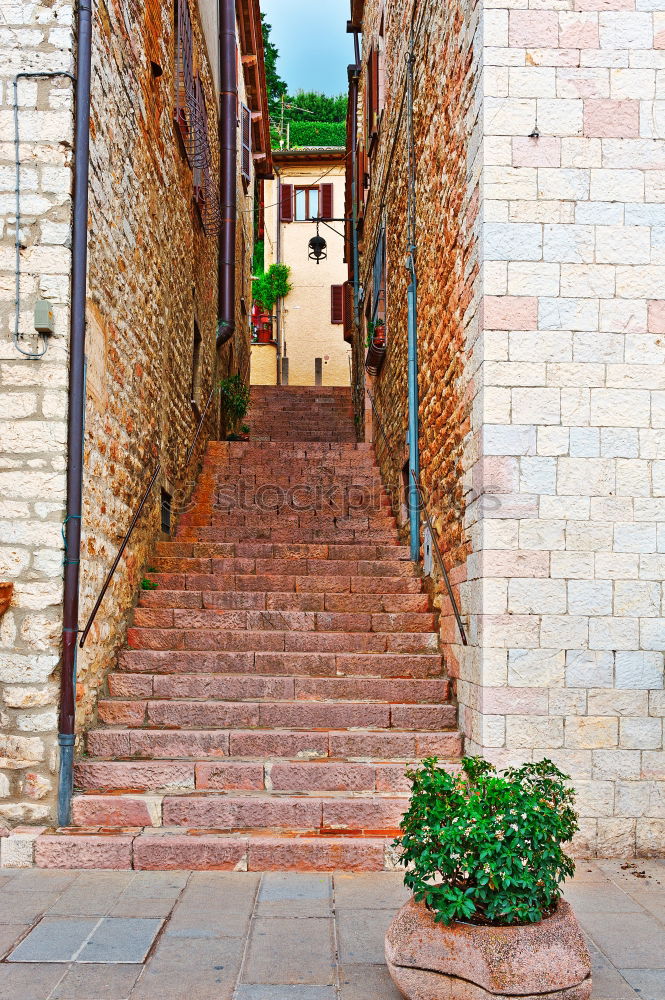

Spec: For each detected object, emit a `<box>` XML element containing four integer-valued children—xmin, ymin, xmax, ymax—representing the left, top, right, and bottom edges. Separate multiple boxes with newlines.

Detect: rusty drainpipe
<box><xmin>216</xmin><ymin>0</ymin><xmax>237</xmax><ymax>348</ymax></box>
<box><xmin>57</xmin><ymin>0</ymin><xmax>93</xmax><ymax>826</ymax></box>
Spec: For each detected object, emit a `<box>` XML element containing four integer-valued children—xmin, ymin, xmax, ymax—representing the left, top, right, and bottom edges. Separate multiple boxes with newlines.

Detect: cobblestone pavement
<box><xmin>0</xmin><ymin>861</ymin><xmax>663</xmax><ymax>999</ymax></box>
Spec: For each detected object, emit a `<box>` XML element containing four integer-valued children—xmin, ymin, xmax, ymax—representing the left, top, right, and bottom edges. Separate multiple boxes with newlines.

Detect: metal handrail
<box><xmin>79</xmin><ymin>383</ymin><xmax>218</xmax><ymax>647</ymax></box>
<box><xmin>365</xmin><ymin>387</ymin><xmax>468</xmax><ymax>646</ymax></box>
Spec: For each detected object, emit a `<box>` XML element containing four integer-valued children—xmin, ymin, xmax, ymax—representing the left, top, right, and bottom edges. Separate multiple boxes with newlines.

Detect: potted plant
<box><xmin>386</xmin><ymin>757</ymin><xmax>591</xmax><ymax>1000</ymax></box>
<box><xmin>219</xmin><ymin>374</ymin><xmax>250</xmax><ymax>441</ymax></box>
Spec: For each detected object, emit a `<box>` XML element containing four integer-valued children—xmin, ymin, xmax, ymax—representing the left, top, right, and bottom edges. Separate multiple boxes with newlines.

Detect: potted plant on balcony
<box><xmin>219</xmin><ymin>374</ymin><xmax>250</xmax><ymax>441</ymax></box>
<box><xmin>386</xmin><ymin>756</ymin><xmax>591</xmax><ymax>1000</ymax></box>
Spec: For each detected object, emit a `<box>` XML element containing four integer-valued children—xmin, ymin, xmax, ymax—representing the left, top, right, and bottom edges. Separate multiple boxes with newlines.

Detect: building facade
<box><xmin>349</xmin><ymin>0</ymin><xmax>665</xmax><ymax>855</ymax></box>
<box><xmin>252</xmin><ymin>148</ymin><xmax>352</xmax><ymax>387</ymax></box>
<box><xmin>0</xmin><ymin>0</ymin><xmax>269</xmax><ymax>830</ymax></box>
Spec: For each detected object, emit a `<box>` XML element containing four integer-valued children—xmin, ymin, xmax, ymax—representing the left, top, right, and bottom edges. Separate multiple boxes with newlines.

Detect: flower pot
<box><xmin>0</xmin><ymin>582</ymin><xmax>13</xmax><ymax>617</ymax></box>
<box><xmin>365</xmin><ymin>338</ymin><xmax>387</xmax><ymax>377</ymax></box>
<box><xmin>385</xmin><ymin>897</ymin><xmax>591</xmax><ymax>1000</ymax></box>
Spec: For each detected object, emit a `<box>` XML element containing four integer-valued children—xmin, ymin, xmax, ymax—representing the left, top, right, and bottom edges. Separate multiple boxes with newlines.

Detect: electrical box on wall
<box><xmin>34</xmin><ymin>299</ymin><xmax>55</xmax><ymax>335</ymax></box>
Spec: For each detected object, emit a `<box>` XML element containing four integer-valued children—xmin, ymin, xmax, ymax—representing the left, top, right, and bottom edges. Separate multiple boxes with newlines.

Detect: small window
<box><xmin>294</xmin><ymin>187</ymin><xmax>319</xmax><ymax>221</ymax></box>
<box><xmin>161</xmin><ymin>488</ymin><xmax>172</xmax><ymax>534</ymax></box>
<box><xmin>315</xmin><ymin>358</ymin><xmax>323</xmax><ymax>386</ymax></box>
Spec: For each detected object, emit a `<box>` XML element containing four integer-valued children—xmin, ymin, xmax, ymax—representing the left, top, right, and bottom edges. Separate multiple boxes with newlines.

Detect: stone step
<box><xmin>69</xmin><ymin>791</ymin><xmax>410</xmax><ymax>832</ymax></box>
<box><xmin>141</xmin><ymin>573</ymin><xmax>423</xmax><ymax>594</ymax></box>
<box><xmin>117</xmin><ymin>649</ymin><xmax>445</xmax><ymax>677</ymax></box>
<box><xmin>138</xmin><ymin>590</ymin><xmax>430</xmax><ymax>613</ymax></box>
<box><xmin>35</xmin><ymin>830</ymin><xmax>397</xmax><ymax>871</ymax></box>
<box><xmin>74</xmin><ymin>758</ymin><xmax>460</xmax><ymax>793</ymax></box>
<box><xmin>86</xmin><ymin>728</ymin><xmax>462</xmax><ymax>761</ymax></box>
<box><xmin>131</xmin><ymin>608</ymin><xmax>435</xmax><ymax>633</ymax></box>
<box><xmin>153</xmin><ymin>542</ymin><xmax>409</xmax><ymax>560</ymax></box>
<box><xmin>107</xmin><ymin>673</ymin><xmax>450</xmax><ymax>704</ymax></box>
<box><xmin>97</xmin><ymin>699</ymin><xmax>457</xmax><ymax>730</ymax></box>
<box><xmin>126</xmin><ymin>630</ymin><xmax>439</xmax><ymax>655</ymax></box>
<box><xmin>149</xmin><ymin>557</ymin><xmax>416</xmax><ymax>577</ymax></box>
<box><xmin>176</xmin><ymin>527</ymin><xmax>399</xmax><ymax>543</ymax></box>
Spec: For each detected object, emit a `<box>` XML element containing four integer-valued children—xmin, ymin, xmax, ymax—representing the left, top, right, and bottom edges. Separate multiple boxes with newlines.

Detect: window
<box><xmin>161</xmin><ymin>488</ymin><xmax>172</xmax><ymax>534</ymax></box>
<box><xmin>174</xmin><ymin>0</ymin><xmax>194</xmax><ymax>156</ymax></box>
<box><xmin>281</xmin><ymin>184</ymin><xmax>333</xmax><ymax>223</ymax></box>
<box><xmin>331</xmin><ymin>285</ymin><xmax>344</xmax><ymax>324</ymax></box>
<box><xmin>191</xmin><ymin>77</ymin><xmax>219</xmax><ymax>235</ymax></box>
<box><xmin>295</xmin><ymin>187</ymin><xmax>319</xmax><ymax>221</ymax></box>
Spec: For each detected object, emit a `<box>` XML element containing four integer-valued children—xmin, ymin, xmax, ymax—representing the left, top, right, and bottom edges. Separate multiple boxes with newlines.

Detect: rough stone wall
<box><xmin>473</xmin><ymin>0</ymin><xmax>665</xmax><ymax>857</ymax></box>
<box><xmin>356</xmin><ymin>0</ymin><xmax>481</xmax><ymax>671</ymax></box>
<box><xmin>0</xmin><ymin>0</ymin><xmax>256</xmax><ymax>827</ymax></box>
<box><xmin>0</xmin><ymin>0</ymin><xmax>75</xmax><ymax>825</ymax></box>
<box><xmin>76</xmin><ymin>0</ymin><xmax>224</xmax><ymax>734</ymax></box>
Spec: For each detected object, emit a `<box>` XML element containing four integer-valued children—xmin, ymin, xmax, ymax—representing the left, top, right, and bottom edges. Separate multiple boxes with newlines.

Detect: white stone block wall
<box><xmin>0</xmin><ymin>0</ymin><xmax>75</xmax><ymax>825</ymax></box>
<box><xmin>458</xmin><ymin>0</ymin><xmax>665</xmax><ymax>855</ymax></box>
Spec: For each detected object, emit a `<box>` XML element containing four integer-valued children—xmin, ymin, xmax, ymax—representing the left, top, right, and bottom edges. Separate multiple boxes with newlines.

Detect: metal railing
<box><xmin>366</xmin><ymin>387</ymin><xmax>468</xmax><ymax>646</ymax></box>
<box><xmin>79</xmin><ymin>383</ymin><xmax>218</xmax><ymax>647</ymax></box>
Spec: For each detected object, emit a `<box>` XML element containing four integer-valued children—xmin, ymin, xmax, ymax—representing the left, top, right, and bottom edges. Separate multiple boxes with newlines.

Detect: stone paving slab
<box><xmin>50</xmin><ymin>963</ymin><xmax>141</xmax><ymax>1000</ymax></box>
<box><xmin>0</xmin><ymin>864</ymin><xmax>662</xmax><ymax>998</ymax></box>
<box><xmin>8</xmin><ymin>919</ymin><xmax>100</xmax><ymax>964</ymax></box>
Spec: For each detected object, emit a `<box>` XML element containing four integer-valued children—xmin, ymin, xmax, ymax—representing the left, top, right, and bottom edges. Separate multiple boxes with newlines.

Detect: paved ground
<box><xmin>0</xmin><ymin>861</ymin><xmax>663</xmax><ymax>999</ymax></box>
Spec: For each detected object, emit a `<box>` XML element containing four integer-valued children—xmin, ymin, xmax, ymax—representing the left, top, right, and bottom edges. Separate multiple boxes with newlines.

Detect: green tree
<box><xmin>284</xmin><ymin>90</ymin><xmax>347</xmax><ymax>124</ymax></box>
<box><xmin>261</xmin><ymin>14</ymin><xmax>287</xmax><ymax>117</ymax></box>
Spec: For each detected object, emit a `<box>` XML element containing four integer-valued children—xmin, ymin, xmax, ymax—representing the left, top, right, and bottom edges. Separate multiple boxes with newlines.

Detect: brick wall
<box><xmin>355</xmin><ymin>0</ymin><xmax>665</xmax><ymax>856</ymax></box>
<box><xmin>0</xmin><ymin>0</ymin><xmax>256</xmax><ymax>827</ymax></box>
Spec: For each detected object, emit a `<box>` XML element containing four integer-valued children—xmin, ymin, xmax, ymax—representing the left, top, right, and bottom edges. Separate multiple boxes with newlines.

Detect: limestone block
<box><xmin>620</xmin><ymin>717</ymin><xmax>663</xmax><ymax>748</ymax></box>
<box><xmin>539</xmin><ymin>167</ymin><xmax>592</xmax><ymax>202</ymax></box>
<box><xmin>599</xmin><ymin>12</ymin><xmax>653</xmax><ymax>48</ymax></box>
<box><xmin>508</xmin><ymin>648</ymin><xmax>565</xmax><ymax>687</ymax></box>
<box><xmin>568</xmin><ymin>580</ymin><xmax>613</xmax><ymax>615</ymax></box>
<box><xmin>569</xmin><ymin>427</ymin><xmax>600</xmax><ymax>456</ymax></box>
<box><xmin>565</xmin><ymin>716</ymin><xmax>618</xmax><ymax>749</ymax></box>
<box><xmin>0</xmin><ymin>734</ymin><xmax>44</xmax><ymax>769</ymax></box>
<box><xmin>484</xmin><ymin>222</ymin><xmax>542</xmax><ymax>260</ymax></box>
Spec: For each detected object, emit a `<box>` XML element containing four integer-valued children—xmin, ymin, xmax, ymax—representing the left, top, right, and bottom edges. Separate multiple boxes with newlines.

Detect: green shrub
<box><xmin>219</xmin><ymin>374</ymin><xmax>250</xmax><ymax>435</ymax></box>
<box><xmin>396</xmin><ymin>756</ymin><xmax>578</xmax><ymax>927</ymax></box>
<box><xmin>253</xmin><ymin>263</ymin><xmax>291</xmax><ymax>313</ymax></box>
<box><xmin>141</xmin><ymin>578</ymin><xmax>158</xmax><ymax>591</ymax></box>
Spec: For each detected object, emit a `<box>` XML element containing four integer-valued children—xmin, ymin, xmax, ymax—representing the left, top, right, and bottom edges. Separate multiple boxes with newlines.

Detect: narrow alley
<box><xmin>2</xmin><ymin>0</ymin><xmax>665</xmax><ymax>994</ymax></box>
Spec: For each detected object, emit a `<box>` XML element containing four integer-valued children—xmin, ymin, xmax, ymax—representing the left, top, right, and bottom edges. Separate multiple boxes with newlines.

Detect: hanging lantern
<box><xmin>308</xmin><ymin>221</ymin><xmax>327</xmax><ymax>264</ymax></box>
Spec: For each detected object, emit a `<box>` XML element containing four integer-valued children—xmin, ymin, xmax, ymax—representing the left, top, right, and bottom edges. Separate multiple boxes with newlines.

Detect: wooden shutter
<box><xmin>320</xmin><ymin>183</ymin><xmax>334</xmax><ymax>220</ymax></box>
<box><xmin>280</xmin><ymin>183</ymin><xmax>293</xmax><ymax>222</ymax></box>
<box><xmin>342</xmin><ymin>281</ymin><xmax>354</xmax><ymax>343</ymax></box>
<box><xmin>241</xmin><ymin>103</ymin><xmax>251</xmax><ymax>182</ymax></box>
<box><xmin>331</xmin><ymin>285</ymin><xmax>344</xmax><ymax>324</ymax></box>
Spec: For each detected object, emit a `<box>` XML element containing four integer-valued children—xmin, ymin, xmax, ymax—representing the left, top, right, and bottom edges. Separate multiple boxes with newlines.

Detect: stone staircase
<box><xmin>36</xmin><ymin>386</ymin><xmax>461</xmax><ymax>870</ymax></box>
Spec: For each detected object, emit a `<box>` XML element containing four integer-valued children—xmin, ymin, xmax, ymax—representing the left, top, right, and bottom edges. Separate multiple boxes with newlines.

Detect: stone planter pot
<box><xmin>386</xmin><ymin>897</ymin><xmax>591</xmax><ymax>1000</ymax></box>
<box><xmin>0</xmin><ymin>582</ymin><xmax>13</xmax><ymax>617</ymax></box>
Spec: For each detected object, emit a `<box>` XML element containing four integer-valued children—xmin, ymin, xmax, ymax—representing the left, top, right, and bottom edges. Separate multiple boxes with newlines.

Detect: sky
<box><xmin>260</xmin><ymin>0</ymin><xmax>352</xmax><ymax>96</ymax></box>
